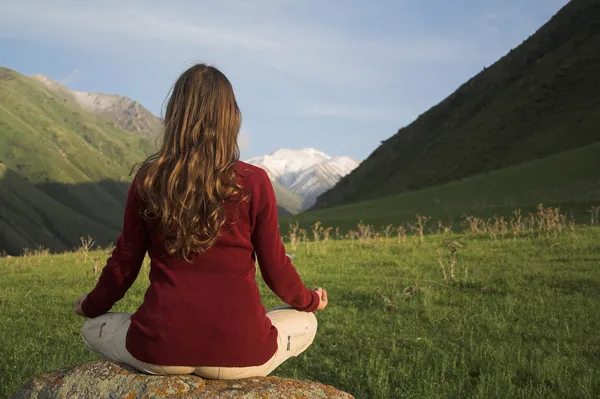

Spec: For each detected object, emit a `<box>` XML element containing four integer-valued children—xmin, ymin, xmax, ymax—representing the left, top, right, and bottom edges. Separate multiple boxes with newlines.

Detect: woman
<box><xmin>73</xmin><ymin>63</ymin><xmax>328</xmax><ymax>379</ymax></box>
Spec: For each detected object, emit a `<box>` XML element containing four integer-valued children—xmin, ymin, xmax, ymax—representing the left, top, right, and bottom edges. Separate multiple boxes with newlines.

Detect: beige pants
<box><xmin>81</xmin><ymin>305</ymin><xmax>318</xmax><ymax>379</ymax></box>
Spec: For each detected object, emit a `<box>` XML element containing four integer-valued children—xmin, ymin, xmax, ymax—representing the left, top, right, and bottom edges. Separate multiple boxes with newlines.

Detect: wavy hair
<box><xmin>133</xmin><ymin>64</ymin><xmax>246</xmax><ymax>261</ymax></box>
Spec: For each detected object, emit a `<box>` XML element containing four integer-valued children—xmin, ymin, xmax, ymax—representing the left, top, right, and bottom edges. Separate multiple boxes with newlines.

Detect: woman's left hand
<box><xmin>74</xmin><ymin>294</ymin><xmax>88</xmax><ymax>317</ymax></box>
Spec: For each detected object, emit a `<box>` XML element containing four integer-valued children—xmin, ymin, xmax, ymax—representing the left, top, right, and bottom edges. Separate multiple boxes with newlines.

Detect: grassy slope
<box><xmin>1</xmin><ymin>229</ymin><xmax>599</xmax><ymax>398</ymax></box>
<box><xmin>0</xmin><ymin>165</ymin><xmax>119</xmax><ymax>255</ymax></box>
<box><xmin>0</xmin><ymin>67</ymin><xmax>154</xmax><ymax>183</ymax></box>
<box><xmin>0</xmin><ymin>67</ymin><xmax>156</xmax><ymax>254</ymax></box>
<box><xmin>30</xmin><ymin>74</ymin><xmax>164</xmax><ymax>139</ymax></box>
<box><xmin>272</xmin><ymin>181</ymin><xmax>304</xmax><ymax>215</ymax></box>
<box><xmin>315</xmin><ymin>0</ymin><xmax>600</xmax><ymax>209</ymax></box>
<box><xmin>282</xmin><ymin>142</ymin><xmax>600</xmax><ymax>232</ymax></box>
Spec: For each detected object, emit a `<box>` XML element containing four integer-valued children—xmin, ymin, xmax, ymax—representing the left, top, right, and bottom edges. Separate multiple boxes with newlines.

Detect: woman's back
<box><xmin>81</xmin><ymin>161</ymin><xmax>319</xmax><ymax>367</ymax></box>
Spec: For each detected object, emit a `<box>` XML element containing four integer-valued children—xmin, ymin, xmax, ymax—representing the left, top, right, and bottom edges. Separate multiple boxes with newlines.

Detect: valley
<box><xmin>1</xmin><ymin>1</ymin><xmax>600</xmax><ymax>397</ymax></box>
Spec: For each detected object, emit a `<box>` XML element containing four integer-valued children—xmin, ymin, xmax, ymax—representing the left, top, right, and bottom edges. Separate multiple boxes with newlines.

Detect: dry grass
<box><xmin>78</xmin><ymin>236</ymin><xmax>95</xmax><ymax>265</ymax></box>
<box><xmin>286</xmin><ymin>205</ymin><xmax>589</xmax><ymax>250</ymax></box>
<box><xmin>589</xmin><ymin>205</ymin><xmax>600</xmax><ymax>226</ymax></box>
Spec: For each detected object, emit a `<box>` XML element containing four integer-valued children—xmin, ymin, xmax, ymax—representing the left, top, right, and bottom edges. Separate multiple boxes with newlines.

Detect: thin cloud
<box><xmin>302</xmin><ymin>103</ymin><xmax>404</xmax><ymax>120</ymax></box>
<box><xmin>0</xmin><ymin>1</ymin><xmax>470</xmax><ymax>88</ymax></box>
<box><xmin>60</xmin><ymin>68</ymin><xmax>80</xmax><ymax>85</ymax></box>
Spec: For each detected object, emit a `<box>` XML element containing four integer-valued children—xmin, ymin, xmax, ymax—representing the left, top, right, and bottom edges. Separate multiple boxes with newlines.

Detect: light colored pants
<box><xmin>81</xmin><ymin>305</ymin><xmax>318</xmax><ymax>379</ymax></box>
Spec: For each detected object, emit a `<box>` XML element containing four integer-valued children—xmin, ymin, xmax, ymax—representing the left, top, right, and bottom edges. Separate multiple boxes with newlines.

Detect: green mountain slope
<box><xmin>315</xmin><ymin>0</ymin><xmax>600</xmax><ymax>209</ymax></box>
<box><xmin>0</xmin><ymin>67</ymin><xmax>155</xmax><ymax>183</ymax></box>
<box><xmin>284</xmin><ymin>141</ymin><xmax>600</xmax><ymax>232</ymax></box>
<box><xmin>0</xmin><ymin>67</ymin><xmax>156</xmax><ymax>254</ymax></box>
<box><xmin>272</xmin><ymin>181</ymin><xmax>304</xmax><ymax>215</ymax></box>
<box><xmin>31</xmin><ymin>74</ymin><xmax>164</xmax><ymax>139</ymax></box>
<box><xmin>0</xmin><ymin>165</ymin><xmax>122</xmax><ymax>255</ymax></box>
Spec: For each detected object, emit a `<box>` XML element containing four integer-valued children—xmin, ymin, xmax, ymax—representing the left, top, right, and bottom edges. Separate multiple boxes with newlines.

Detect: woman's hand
<box><xmin>315</xmin><ymin>287</ymin><xmax>328</xmax><ymax>311</ymax></box>
<box><xmin>74</xmin><ymin>294</ymin><xmax>88</xmax><ymax>317</ymax></box>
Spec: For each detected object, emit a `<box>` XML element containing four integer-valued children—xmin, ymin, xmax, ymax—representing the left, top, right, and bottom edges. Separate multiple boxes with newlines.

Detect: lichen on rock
<box><xmin>12</xmin><ymin>360</ymin><xmax>354</xmax><ymax>399</ymax></box>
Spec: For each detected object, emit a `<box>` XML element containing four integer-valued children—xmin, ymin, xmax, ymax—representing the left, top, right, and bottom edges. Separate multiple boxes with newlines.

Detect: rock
<box><xmin>12</xmin><ymin>360</ymin><xmax>354</xmax><ymax>399</ymax></box>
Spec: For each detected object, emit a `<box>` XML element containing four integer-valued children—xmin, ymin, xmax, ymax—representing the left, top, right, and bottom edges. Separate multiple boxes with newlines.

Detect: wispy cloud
<box><xmin>60</xmin><ymin>68</ymin><xmax>80</xmax><ymax>85</ymax></box>
<box><xmin>0</xmin><ymin>0</ymin><xmax>567</xmax><ymax>159</ymax></box>
<box><xmin>0</xmin><ymin>0</ymin><xmax>468</xmax><ymax>89</ymax></box>
<box><xmin>302</xmin><ymin>103</ymin><xmax>405</xmax><ymax>120</ymax></box>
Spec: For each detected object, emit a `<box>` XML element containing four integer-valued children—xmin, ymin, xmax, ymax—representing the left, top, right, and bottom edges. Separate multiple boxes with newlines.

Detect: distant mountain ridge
<box><xmin>31</xmin><ymin>74</ymin><xmax>163</xmax><ymax>139</ymax></box>
<box><xmin>246</xmin><ymin>148</ymin><xmax>359</xmax><ymax>209</ymax></box>
<box><xmin>0</xmin><ymin>66</ymin><xmax>157</xmax><ymax>254</ymax></box>
<box><xmin>314</xmin><ymin>0</ymin><xmax>600</xmax><ymax>209</ymax></box>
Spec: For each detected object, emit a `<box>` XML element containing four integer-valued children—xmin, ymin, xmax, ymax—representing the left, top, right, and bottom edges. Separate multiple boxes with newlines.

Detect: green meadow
<box><xmin>1</xmin><ymin>223</ymin><xmax>599</xmax><ymax>398</ymax></box>
<box><xmin>283</xmin><ymin>142</ymin><xmax>600</xmax><ymax>234</ymax></box>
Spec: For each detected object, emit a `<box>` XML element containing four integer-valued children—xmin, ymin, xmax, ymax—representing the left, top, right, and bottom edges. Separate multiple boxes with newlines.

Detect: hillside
<box><xmin>314</xmin><ymin>0</ymin><xmax>600</xmax><ymax>209</ymax></box>
<box><xmin>0</xmin><ymin>67</ymin><xmax>156</xmax><ymax>254</ymax></box>
<box><xmin>272</xmin><ymin>181</ymin><xmax>304</xmax><ymax>215</ymax></box>
<box><xmin>31</xmin><ymin>75</ymin><xmax>163</xmax><ymax>139</ymax></box>
<box><xmin>282</xmin><ymin>141</ymin><xmax>600</xmax><ymax>232</ymax></box>
<box><xmin>0</xmin><ymin>165</ymin><xmax>123</xmax><ymax>255</ymax></box>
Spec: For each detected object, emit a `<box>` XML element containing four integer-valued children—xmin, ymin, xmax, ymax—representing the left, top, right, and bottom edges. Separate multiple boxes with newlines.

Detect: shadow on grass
<box><xmin>0</xmin><ymin>167</ymin><xmax>129</xmax><ymax>255</ymax></box>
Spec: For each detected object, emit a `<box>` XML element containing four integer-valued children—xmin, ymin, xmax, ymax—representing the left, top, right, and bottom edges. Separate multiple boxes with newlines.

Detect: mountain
<box><xmin>31</xmin><ymin>75</ymin><xmax>163</xmax><ymax>138</ymax></box>
<box><xmin>246</xmin><ymin>148</ymin><xmax>360</xmax><ymax>209</ymax></box>
<box><xmin>0</xmin><ymin>66</ymin><xmax>157</xmax><ymax>254</ymax></box>
<box><xmin>314</xmin><ymin>0</ymin><xmax>600</xmax><ymax>209</ymax></box>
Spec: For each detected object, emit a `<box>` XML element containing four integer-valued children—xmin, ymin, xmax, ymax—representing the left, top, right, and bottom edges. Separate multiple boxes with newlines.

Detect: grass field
<box><xmin>1</xmin><ymin>223</ymin><xmax>599</xmax><ymax>398</ymax></box>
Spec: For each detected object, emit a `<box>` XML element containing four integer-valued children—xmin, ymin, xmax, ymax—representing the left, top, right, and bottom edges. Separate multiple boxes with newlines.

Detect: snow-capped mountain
<box><xmin>246</xmin><ymin>148</ymin><xmax>360</xmax><ymax>209</ymax></box>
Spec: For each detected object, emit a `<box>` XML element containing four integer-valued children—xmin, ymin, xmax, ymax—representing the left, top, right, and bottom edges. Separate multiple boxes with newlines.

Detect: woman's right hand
<box><xmin>315</xmin><ymin>287</ymin><xmax>328</xmax><ymax>311</ymax></box>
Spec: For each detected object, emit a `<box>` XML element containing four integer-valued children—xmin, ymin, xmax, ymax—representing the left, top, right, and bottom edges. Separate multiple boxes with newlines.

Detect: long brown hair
<box><xmin>133</xmin><ymin>64</ymin><xmax>246</xmax><ymax>261</ymax></box>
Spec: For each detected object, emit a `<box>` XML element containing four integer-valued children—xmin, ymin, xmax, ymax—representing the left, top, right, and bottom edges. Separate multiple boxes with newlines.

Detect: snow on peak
<box><xmin>246</xmin><ymin>148</ymin><xmax>360</xmax><ymax>209</ymax></box>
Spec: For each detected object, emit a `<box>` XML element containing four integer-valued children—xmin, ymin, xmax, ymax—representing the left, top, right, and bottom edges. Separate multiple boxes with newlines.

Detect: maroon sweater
<box><xmin>81</xmin><ymin>161</ymin><xmax>319</xmax><ymax>367</ymax></box>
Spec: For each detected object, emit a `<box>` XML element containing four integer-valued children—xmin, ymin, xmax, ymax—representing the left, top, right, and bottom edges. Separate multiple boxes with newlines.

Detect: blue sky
<box><xmin>0</xmin><ymin>0</ymin><xmax>567</xmax><ymax>161</ymax></box>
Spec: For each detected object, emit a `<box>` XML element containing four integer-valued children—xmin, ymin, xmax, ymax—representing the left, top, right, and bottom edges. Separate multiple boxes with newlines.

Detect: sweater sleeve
<box><xmin>251</xmin><ymin>168</ymin><xmax>319</xmax><ymax>312</ymax></box>
<box><xmin>81</xmin><ymin>178</ymin><xmax>148</xmax><ymax>318</ymax></box>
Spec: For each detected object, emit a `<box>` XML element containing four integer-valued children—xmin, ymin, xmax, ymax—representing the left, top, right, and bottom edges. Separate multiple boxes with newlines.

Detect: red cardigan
<box><xmin>81</xmin><ymin>161</ymin><xmax>319</xmax><ymax>367</ymax></box>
